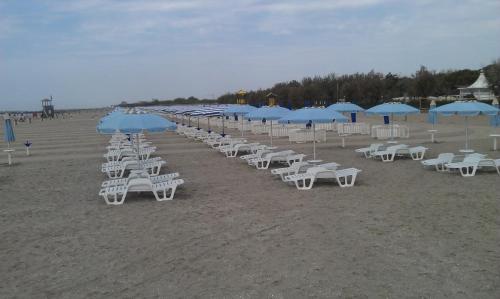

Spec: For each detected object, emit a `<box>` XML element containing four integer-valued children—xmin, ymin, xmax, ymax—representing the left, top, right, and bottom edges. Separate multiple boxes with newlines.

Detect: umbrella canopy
<box><xmin>245</xmin><ymin>106</ymin><xmax>290</xmax><ymax>146</ymax></box>
<box><xmin>279</xmin><ymin>107</ymin><xmax>348</xmax><ymax>124</ymax></box>
<box><xmin>326</xmin><ymin>102</ymin><xmax>364</xmax><ymax>113</ymax></box>
<box><xmin>429</xmin><ymin>101</ymin><xmax>499</xmax><ymax>116</ymax></box>
<box><xmin>429</xmin><ymin>101</ymin><xmax>499</xmax><ymax>150</ymax></box>
<box><xmin>245</xmin><ymin>106</ymin><xmax>290</xmax><ymax>120</ymax></box>
<box><xmin>223</xmin><ymin>104</ymin><xmax>256</xmax><ymax>115</ymax></box>
<box><xmin>3</xmin><ymin>114</ymin><xmax>15</xmax><ymax>146</ymax></box>
<box><xmin>278</xmin><ymin>108</ymin><xmax>347</xmax><ymax>160</ymax></box>
<box><xmin>97</xmin><ymin>113</ymin><xmax>177</xmax><ymax>134</ymax></box>
<box><xmin>365</xmin><ymin>102</ymin><xmax>419</xmax><ymax>116</ymax></box>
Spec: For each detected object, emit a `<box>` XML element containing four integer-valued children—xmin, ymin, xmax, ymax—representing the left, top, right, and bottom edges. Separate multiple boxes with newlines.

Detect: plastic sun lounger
<box><xmin>102</xmin><ymin>160</ymin><xmax>166</xmax><ymax>179</ymax></box>
<box><xmin>224</xmin><ymin>143</ymin><xmax>260</xmax><ymax>158</ymax></box>
<box><xmin>371</xmin><ymin>144</ymin><xmax>409</xmax><ymax>162</ymax></box>
<box><xmin>396</xmin><ymin>146</ymin><xmax>428</xmax><ymax>161</ymax></box>
<box><xmin>355</xmin><ymin>143</ymin><xmax>384</xmax><ymax>158</ymax></box>
<box><xmin>284</xmin><ymin>166</ymin><xmax>362</xmax><ymax>190</ymax></box>
<box><xmin>248</xmin><ymin>150</ymin><xmax>298</xmax><ymax>169</ymax></box>
<box><xmin>422</xmin><ymin>153</ymin><xmax>486</xmax><ymax>172</ymax></box>
<box><xmin>101</xmin><ymin>172</ymin><xmax>180</xmax><ymax>188</ymax></box>
<box><xmin>445</xmin><ymin>156</ymin><xmax>500</xmax><ymax>177</ymax></box>
<box><xmin>421</xmin><ymin>153</ymin><xmax>455</xmax><ymax>171</ymax></box>
<box><xmin>272</xmin><ymin>161</ymin><xmax>339</xmax><ymax>181</ymax></box>
<box><xmin>99</xmin><ymin>178</ymin><xmax>185</xmax><ymax>205</ymax></box>
<box><xmin>101</xmin><ymin>157</ymin><xmax>163</xmax><ymax>169</ymax></box>
<box><xmin>104</xmin><ymin>147</ymin><xmax>157</xmax><ymax>162</ymax></box>
<box><xmin>240</xmin><ymin>149</ymin><xmax>273</xmax><ymax>162</ymax></box>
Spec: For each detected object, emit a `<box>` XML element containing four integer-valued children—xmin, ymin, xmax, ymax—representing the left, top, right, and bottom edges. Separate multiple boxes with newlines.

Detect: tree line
<box><xmin>121</xmin><ymin>59</ymin><xmax>500</xmax><ymax>109</ymax></box>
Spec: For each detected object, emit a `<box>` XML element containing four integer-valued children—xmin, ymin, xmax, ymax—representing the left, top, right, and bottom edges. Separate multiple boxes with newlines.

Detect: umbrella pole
<box><xmin>241</xmin><ymin>117</ymin><xmax>244</xmax><ymax>137</ymax></box>
<box><xmin>313</xmin><ymin>123</ymin><xmax>316</xmax><ymax>160</ymax></box>
<box><xmin>222</xmin><ymin>115</ymin><xmax>225</xmax><ymax>136</ymax></box>
<box><xmin>270</xmin><ymin>121</ymin><xmax>273</xmax><ymax>146</ymax></box>
<box><xmin>391</xmin><ymin>113</ymin><xmax>394</xmax><ymax>141</ymax></box>
<box><xmin>465</xmin><ymin>116</ymin><xmax>469</xmax><ymax>150</ymax></box>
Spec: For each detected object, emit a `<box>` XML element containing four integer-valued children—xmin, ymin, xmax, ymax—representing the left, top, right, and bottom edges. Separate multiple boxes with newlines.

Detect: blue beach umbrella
<box><xmin>245</xmin><ymin>106</ymin><xmax>290</xmax><ymax>146</ymax></box>
<box><xmin>430</xmin><ymin>100</ymin><xmax>499</xmax><ymax>150</ymax></box>
<box><xmin>97</xmin><ymin>113</ymin><xmax>176</xmax><ymax>134</ymax></box>
<box><xmin>3</xmin><ymin>114</ymin><xmax>16</xmax><ymax>147</ymax></box>
<box><xmin>97</xmin><ymin>112</ymin><xmax>176</xmax><ymax>167</ymax></box>
<box><xmin>366</xmin><ymin>102</ymin><xmax>419</xmax><ymax>140</ymax></box>
<box><xmin>279</xmin><ymin>107</ymin><xmax>348</xmax><ymax>159</ymax></box>
<box><xmin>327</xmin><ymin>102</ymin><xmax>364</xmax><ymax>123</ymax></box>
<box><xmin>223</xmin><ymin>105</ymin><xmax>256</xmax><ymax>136</ymax></box>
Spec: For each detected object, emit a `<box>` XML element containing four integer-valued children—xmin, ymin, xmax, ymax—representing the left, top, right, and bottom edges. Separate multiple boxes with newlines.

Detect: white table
<box><xmin>4</xmin><ymin>149</ymin><xmax>14</xmax><ymax>165</ymax></box>
<box><xmin>339</xmin><ymin>134</ymin><xmax>351</xmax><ymax>148</ymax></box>
<box><xmin>490</xmin><ymin>134</ymin><xmax>500</xmax><ymax>151</ymax></box>
<box><xmin>427</xmin><ymin>129</ymin><xmax>438</xmax><ymax>143</ymax></box>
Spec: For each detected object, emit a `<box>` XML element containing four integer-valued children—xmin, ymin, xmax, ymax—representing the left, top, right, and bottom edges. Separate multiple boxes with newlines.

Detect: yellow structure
<box><xmin>266</xmin><ymin>92</ymin><xmax>277</xmax><ymax>107</ymax></box>
<box><xmin>236</xmin><ymin>89</ymin><xmax>247</xmax><ymax>105</ymax></box>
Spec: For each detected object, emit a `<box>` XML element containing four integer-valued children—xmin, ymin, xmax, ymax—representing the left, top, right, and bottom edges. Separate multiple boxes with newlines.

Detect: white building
<box><xmin>458</xmin><ymin>70</ymin><xmax>496</xmax><ymax>101</ymax></box>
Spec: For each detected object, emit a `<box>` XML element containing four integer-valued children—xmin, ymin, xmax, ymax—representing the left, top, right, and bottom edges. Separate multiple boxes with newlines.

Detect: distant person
<box><xmin>306</xmin><ymin>120</ymin><xmax>312</xmax><ymax>129</ymax></box>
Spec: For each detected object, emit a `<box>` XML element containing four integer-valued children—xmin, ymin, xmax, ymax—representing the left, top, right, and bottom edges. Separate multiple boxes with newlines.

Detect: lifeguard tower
<box><xmin>236</xmin><ymin>90</ymin><xmax>247</xmax><ymax>105</ymax></box>
<box><xmin>266</xmin><ymin>92</ymin><xmax>277</xmax><ymax>106</ymax></box>
<box><xmin>41</xmin><ymin>96</ymin><xmax>55</xmax><ymax>118</ymax></box>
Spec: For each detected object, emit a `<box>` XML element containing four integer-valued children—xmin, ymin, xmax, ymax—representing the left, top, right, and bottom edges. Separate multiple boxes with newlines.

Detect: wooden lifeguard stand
<box><xmin>41</xmin><ymin>96</ymin><xmax>55</xmax><ymax>118</ymax></box>
<box><xmin>236</xmin><ymin>89</ymin><xmax>247</xmax><ymax>105</ymax></box>
<box><xmin>266</xmin><ymin>92</ymin><xmax>277</xmax><ymax>106</ymax></box>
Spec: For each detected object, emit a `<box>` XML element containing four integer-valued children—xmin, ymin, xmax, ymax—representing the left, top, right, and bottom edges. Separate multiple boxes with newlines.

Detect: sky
<box><xmin>1</xmin><ymin>0</ymin><xmax>499</xmax><ymax>110</ymax></box>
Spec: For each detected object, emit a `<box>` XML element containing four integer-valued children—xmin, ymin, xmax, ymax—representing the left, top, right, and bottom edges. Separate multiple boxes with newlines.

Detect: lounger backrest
<box><xmin>462</xmin><ymin>156</ymin><xmax>482</xmax><ymax>164</ymax></box>
<box><xmin>319</xmin><ymin>162</ymin><xmax>340</xmax><ymax>170</ymax></box>
<box><xmin>437</xmin><ymin>153</ymin><xmax>454</xmax><ymax>161</ymax></box>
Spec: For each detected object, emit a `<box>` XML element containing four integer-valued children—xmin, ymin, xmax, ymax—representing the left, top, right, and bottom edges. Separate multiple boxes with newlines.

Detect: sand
<box><xmin>1</xmin><ymin>111</ymin><xmax>499</xmax><ymax>298</ymax></box>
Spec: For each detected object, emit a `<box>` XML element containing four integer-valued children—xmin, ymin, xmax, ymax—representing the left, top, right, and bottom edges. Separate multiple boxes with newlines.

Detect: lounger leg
<box><xmin>336</xmin><ymin>173</ymin><xmax>358</xmax><ymax>187</ymax></box>
<box><xmin>460</xmin><ymin>166</ymin><xmax>477</xmax><ymax>177</ymax></box>
<box><xmin>155</xmin><ymin>186</ymin><xmax>176</xmax><ymax>201</ymax></box>
<box><xmin>103</xmin><ymin>190</ymin><xmax>126</xmax><ymax>205</ymax></box>
<box><xmin>294</xmin><ymin>177</ymin><xmax>314</xmax><ymax>190</ymax></box>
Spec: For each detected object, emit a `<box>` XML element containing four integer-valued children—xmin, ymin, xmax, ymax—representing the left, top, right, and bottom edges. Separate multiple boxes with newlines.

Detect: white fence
<box><xmin>337</xmin><ymin>122</ymin><xmax>370</xmax><ymax>135</ymax></box>
<box><xmin>371</xmin><ymin>124</ymin><xmax>410</xmax><ymax>139</ymax></box>
<box><xmin>289</xmin><ymin>129</ymin><xmax>327</xmax><ymax>143</ymax></box>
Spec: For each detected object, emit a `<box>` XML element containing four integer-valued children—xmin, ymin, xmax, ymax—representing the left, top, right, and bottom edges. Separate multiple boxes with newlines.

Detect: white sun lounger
<box><xmin>104</xmin><ymin>146</ymin><xmax>157</xmax><ymax>162</ymax></box>
<box><xmin>101</xmin><ymin>172</ymin><xmax>180</xmax><ymax>188</ymax></box>
<box><xmin>445</xmin><ymin>156</ymin><xmax>500</xmax><ymax>177</ymax></box>
<box><xmin>101</xmin><ymin>156</ymin><xmax>162</xmax><ymax>169</ymax></box>
<box><xmin>371</xmin><ymin>144</ymin><xmax>409</xmax><ymax>162</ymax></box>
<box><xmin>272</xmin><ymin>161</ymin><xmax>339</xmax><ymax>181</ymax></box>
<box><xmin>396</xmin><ymin>146</ymin><xmax>428</xmax><ymax>160</ymax></box>
<box><xmin>248</xmin><ymin>150</ymin><xmax>299</xmax><ymax>169</ymax></box>
<box><xmin>421</xmin><ymin>153</ymin><xmax>455</xmax><ymax>171</ymax></box>
<box><xmin>99</xmin><ymin>178</ymin><xmax>184</xmax><ymax>205</ymax></box>
<box><xmin>284</xmin><ymin>166</ymin><xmax>361</xmax><ymax>190</ymax></box>
<box><xmin>355</xmin><ymin>143</ymin><xmax>384</xmax><ymax>158</ymax></box>
<box><xmin>223</xmin><ymin>143</ymin><xmax>260</xmax><ymax>157</ymax></box>
<box><xmin>102</xmin><ymin>160</ymin><xmax>166</xmax><ymax>179</ymax></box>
<box><xmin>240</xmin><ymin>148</ymin><xmax>273</xmax><ymax>162</ymax></box>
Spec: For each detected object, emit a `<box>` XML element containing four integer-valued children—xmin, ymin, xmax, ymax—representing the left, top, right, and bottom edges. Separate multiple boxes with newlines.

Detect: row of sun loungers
<box><xmin>177</xmin><ymin>126</ymin><xmax>362</xmax><ymax>190</ymax></box>
<box><xmin>421</xmin><ymin>152</ymin><xmax>500</xmax><ymax>177</ymax></box>
<box><xmin>355</xmin><ymin>142</ymin><xmax>500</xmax><ymax>177</ymax></box>
<box><xmin>355</xmin><ymin>143</ymin><xmax>428</xmax><ymax>162</ymax></box>
<box><xmin>98</xmin><ymin>133</ymin><xmax>184</xmax><ymax>205</ymax></box>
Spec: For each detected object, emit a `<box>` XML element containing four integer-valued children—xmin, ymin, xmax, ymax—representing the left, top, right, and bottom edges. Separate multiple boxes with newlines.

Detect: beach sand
<box><xmin>1</xmin><ymin>111</ymin><xmax>499</xmax><ymax>298</ymax></box>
